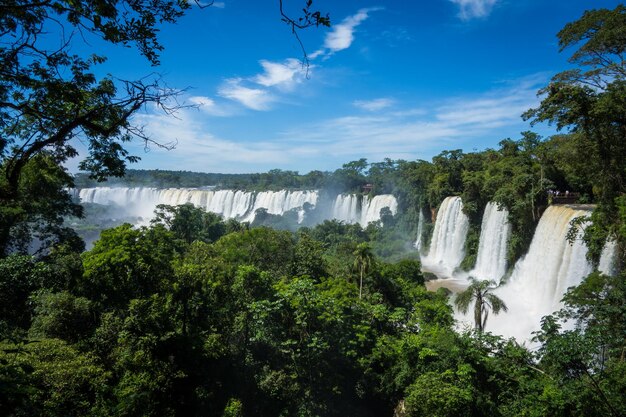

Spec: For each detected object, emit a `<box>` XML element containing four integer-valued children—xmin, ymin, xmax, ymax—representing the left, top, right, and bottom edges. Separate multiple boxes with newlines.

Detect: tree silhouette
<box><xmin>454</xmin><ymin>277</ymin><xmax>508</xmax><ymax>332</ymax></box>
<box><xmin>353</xmin><ymin>242</ymin><xmax>373</xmax><ymax>299</ymax></box>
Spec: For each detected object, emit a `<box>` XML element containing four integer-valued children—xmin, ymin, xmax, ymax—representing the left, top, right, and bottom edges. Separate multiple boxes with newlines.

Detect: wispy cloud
<box><xmin>354</xmin><ymin>98</ymin><xmax>395</xmax><ymax>111</ymax></box>
<box><xmin>450</xmin><ymin>0</ymin><xmax>498</xmax><ymax>20</ymax></box>
<box><xmin>276</xmin><ymin>76</ymin><xmax>546</xmax><ymax>162</ymax></box>
<box><xmin>218</xmin><ymin>79</ymin><xmax>274</xmax><ymax>111</ymax></box>
<box><xmin>254</xmin><ymin>58</ymin><xmax>307</xmax><ymax>90</ymax></box>
<box><xmin>321</xmin><ymin>7</ymin><xmax>381</xmax><ymax>54</ymax></box>
<box><xmin>187</xmin><ymin>95</ymin><xmax>232</xmax><ymax>117</ymax></box>
<box><xmin>130</xmin><ymin>76</ymin><xmax>547</xmax><ymax>173</ymax></box>
<box><xmin>215</xmin><ymin>8</ymin><xmax>378</xmax><ymax>111</ymax></box>
<box><xmin>217</xmin><ymin>58</ymin><xmax>306</xmax><ymax>111</ymax></box>
<box><xmin>130</xmin><ymin>107</ymin><xmax>307</xmax><ymax>172</ymax></box>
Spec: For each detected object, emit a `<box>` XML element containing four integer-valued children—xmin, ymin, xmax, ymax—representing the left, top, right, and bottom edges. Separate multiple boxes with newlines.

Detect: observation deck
<box><xmin>549</xmin><ymin>191</ymin><xmax>580</xmax><ymax>204</ymax></box>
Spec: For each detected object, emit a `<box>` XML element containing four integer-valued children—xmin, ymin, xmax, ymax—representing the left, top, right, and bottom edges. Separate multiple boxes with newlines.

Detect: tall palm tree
<box><xmin>353</xmin><ymin>243</ymin><xmax>373</xmax><ymax>299</ymax></box>
<box><xmin>454</xmin><ymin>277</ymin><xmax>508</xmax><ymax>332</ymax></box>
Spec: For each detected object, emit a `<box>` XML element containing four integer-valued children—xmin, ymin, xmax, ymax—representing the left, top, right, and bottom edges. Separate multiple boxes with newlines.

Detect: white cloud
<box><xmin>436</xmin><ymin>77</ymin><xmax>544</xmax><ymax>127</ymax></box>
<box><xmin>276</xmin><ymin>76</ymin><xmax>545</xmax><ymax>163</ymax></box>
<box><xmin>308</xmin><ymin>49</ymin><xmax>325</xmax><ymax>59</ymax></box>
<box><xmin>131</xmin><ymin>109</ymin><xmax>294</xmax><ymax>172</ymax></box>
<box><xmin>254</xmin><ymin>58</ymin><xmax>307</xmax><ymax>90</ymax></box>
<box><xmin>126</xmin><ymin>77</ymin><xmax>547</xmax><ymax>173</ymax></box>
<box><xmin>323</xmin><ymin>8</ymin><xmax>380</xmax><ymax>53</ymax></box>
<box><xmin>353</xmin><ymin>98</ymin><xmax>395</xmax><ymax>111</ymax></box>
<box><xmin>218</xmin><ymin>79</ymin><xmax>274</xmax><ymax>111</ymax></box>
<box><xmin>187</xmin><ymin>95</ymin><xmax>232</xmax><ymax>116</ymax></box>
<box><xmin>449</xmin><ymin>0</ymin><xmax>498</xmax><ymax>20</ymax></box>
<box><xmin>216</xmin><ymin>59</ymin><xmax>307</xmax><ymax>110</ymax></box>
<box><xmin>207</xmin><ymin>7</ymin><xmax>379</xmax><ymax>113</ymax></box>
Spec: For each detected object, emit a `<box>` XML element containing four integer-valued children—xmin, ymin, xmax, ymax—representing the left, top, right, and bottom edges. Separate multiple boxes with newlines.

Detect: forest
<box><xmin>1</xmin><ymin>2</ymin><xmax>626</xmax><ymax>417</ymax></box>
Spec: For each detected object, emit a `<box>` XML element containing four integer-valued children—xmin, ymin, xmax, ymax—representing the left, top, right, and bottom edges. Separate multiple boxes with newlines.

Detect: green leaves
<box><xmin>454</xmin><ymin>278</ymin><xmax>507</xmax><ymax>333</ymax></box>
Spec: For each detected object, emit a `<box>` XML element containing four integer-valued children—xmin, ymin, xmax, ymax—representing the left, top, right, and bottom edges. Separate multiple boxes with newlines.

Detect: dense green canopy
<box><xmin>1</xmin><ymin>3</ymin><xmax>626</xmax><ymax>417</ymax></box>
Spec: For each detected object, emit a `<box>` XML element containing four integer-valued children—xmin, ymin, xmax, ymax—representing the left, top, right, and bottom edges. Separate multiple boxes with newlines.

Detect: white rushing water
<box><xmin>361</xmin><ymin>195</ymin><xmax>398</xmax><ymax>226</ymax></box>
<box><xmin>79</xmin><ymin>187</ymin><xmax>317</xmax><ymax>223</ymax></box>
<box><xmin>331</xmin><ymin>194</ymin><xmax>361</xmax><ymax>224</ymax></box>
<box><xmin>469</xmin><ymin>202</ymin><xmax>511</xmax><ymax>284</ymax></box>
<box><xmin>458</xmin><ymin>205</ymin><xmax>594</xmax><ymax>341</ymax></box>
<box><xmin>414</xmin><ymin>210</ymin><xmax>425</xmax><ymax>254</ymax></box>
<box><xmin>421</xmin><ymin>196</ymin><xmax>470</xmax><ymax>276</ymax></box>
<box><xmin>331</xmin><ymin>194</ymin><xmax>398</xmax><ymax>226</ymax></box>
<box><xmin>78</xmin><ymin>187</ymin><xmax>396</xmax><ymax>226</ymax></box>
<box><xmin>599</xmin><ymin>239</ymin><xmax>618</xmax><ymax>276</ymax></box>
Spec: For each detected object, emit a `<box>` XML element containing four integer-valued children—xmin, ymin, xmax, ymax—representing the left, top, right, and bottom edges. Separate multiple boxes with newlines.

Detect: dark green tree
<box><xmin>353</xmin><ymin>242</ymin><xmax>374</xmax><ymax>299</ymax></box>
<box><xmin>152</xmin><ymin>203</ymin><xmax>228</xmax><ymax>244</ymax></box>
<box><xmin>454</xmin><ymin>278</ymin><xmax>508</xmax><ymax>333</ymax></box>
<box><xmin>524</xmin><ymin>5</ymin><xmax>626</xmax><ymax>204</ymax></box>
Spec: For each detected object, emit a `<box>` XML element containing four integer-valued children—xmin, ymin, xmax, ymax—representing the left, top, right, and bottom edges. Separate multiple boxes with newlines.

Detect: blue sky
<box><xmin>72</xmin><ymin>0</ymin><xmax>622</xmax><ymax>174</ymax></box>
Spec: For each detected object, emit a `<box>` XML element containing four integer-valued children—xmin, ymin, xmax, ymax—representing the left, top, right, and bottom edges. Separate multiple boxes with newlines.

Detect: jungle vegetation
<box><xmin>1</xmin><ymin>3</ymin><xmax>626</xmax><ymax>417</ymax></box>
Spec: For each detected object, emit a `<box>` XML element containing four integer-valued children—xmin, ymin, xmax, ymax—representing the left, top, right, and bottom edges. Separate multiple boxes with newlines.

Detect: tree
<box><xmin>293</xmin><ymin>231</ymin><xmax>327</xmax><ymax>280</ymax></box>
<box><xmin>0</xmin><ymin>154</ymin><xmax>84</xmax><ymax>255</ymax></box>
<box><xmin>454</xmin><ymin>278</ymin><xmax>507</xmax><ymax>333</ymax></box>
<box><xmin>0</xmin><ymin>254</ymin><xmax>49</xmax><ymax>332</ymax></box>
<box><xmin>213</xmin><ymin>227</ymin><xmax>295</xmax><ymax>278</ymax></box>
<box><xmin>29</xmin><ymin>291</ymin><xmax>94</xmax><ymax>344</ymax></box>
<box><xmin>152</xmin><ymin>203</ymin><xmax>228</xmax><ymax>244</ymax></box>
<box><xmin>79</xmin><ymin>223</ymin><xmax>183</xmax><ymax>309</ymax></box>
<box><xmin>0</xmin><ymin>338</ymin><xmax>108</xmax><ymax>417</ymax></box>
<box><xmin>353</xmin><ymin>242</ymin><xmax>374</xmax><ymax>299</ymax></box>
<box><xmin>523</xmin><ymin>5</ymin><xmax>626</xmax><ymax>204</ymax></box>
<box><xmin>330</xmin><ymin>159</ymin><xmax>369</xmax><ymax>192</ymax></box>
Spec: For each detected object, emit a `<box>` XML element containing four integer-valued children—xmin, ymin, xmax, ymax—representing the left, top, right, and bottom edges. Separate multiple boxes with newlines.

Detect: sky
<box><xmin>70</xmin><ymin>0</ymin><xmax>622</xmax><ymax>174</ymax></box>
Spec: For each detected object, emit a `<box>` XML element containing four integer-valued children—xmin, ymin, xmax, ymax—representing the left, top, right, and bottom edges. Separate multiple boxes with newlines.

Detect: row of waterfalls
<box><xmin>418</xmin><ymin>196</ymin><xmax>617</xmax><ymax>341</ymax></box>
<box><xmin>76</xmin><ymin>187</ymin><xmax>398</xmax><ymax>226</ymax></box>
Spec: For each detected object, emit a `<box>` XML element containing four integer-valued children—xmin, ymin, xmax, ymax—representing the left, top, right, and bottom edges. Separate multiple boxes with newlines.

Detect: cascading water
<box><xmin>331</xmin><ymin>194</ymin><xmax>398</xmax><ymax>226</ymax></box>
<box><xmin>331</xmin><ymin>194</ymin><xmax>361</xmax><ymax>224</ymax></box>
<box><xmin>469</xmin><ymin>202</ymin><xmax>511</xmax><ymax>283</ymax></box>
<box><xmin>421</xmin><ymin>196</ymin><xmax>470</xmax><ymax>277</ymax></box>
<box><xmin>78</xmin><ymin>187</ymin><xmax>165</xmax><ymax>219</ymax></box>
<box><xmin>360</xmin><ymin>195</ymin><xmax>398</xmax><ymax>226</ymax></box>
<box><xmin>414</xmin><ymin>211</ymin><xmax>425</xmax><ymax>254</ymax></box>
<box><xmin>599</xmin><ymin>239</ymin><xmax>618</xmax><ymax>276</ymax></box>
<box><xmin>241</xmin><ymin>190</ymin><xmax>318</xmax><ymax>223</ymax></box>
<box><xmin>460</xmin><ymin>205</ymin><xmax>594</xmax><ymax>341</ymax></box>
<box><xmin>77</xmin><ymin>187</ymin><xmax>395</xmax><ymax>225</ymax></box>
<box><xmin>202</xmin><ymin>190</ymin><xmax>254</xmax><ymax>220</ymax></box>
<box><xmin>79</xmin><ymin>187</ymin><xmax>318</xmax><ymax>223</ymax></box>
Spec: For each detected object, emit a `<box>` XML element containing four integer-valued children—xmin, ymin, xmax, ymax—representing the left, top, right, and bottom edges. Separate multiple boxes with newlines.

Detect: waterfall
<box><xmin>78</xmin><ymin>187</ymin><xmax>318</xmax><ymax>223</ymax></box>
<box><xmin>472</xmin><ymin>205</ymin><xmax>594</xmax><ymax>340</ymax></box>
<box><xmin>361</xmin><ymin>195</ymin><xmax>398</xmax><ymax>226</ymax></box>
<box><xmin>331</xmin><ymin>194</ymin><xmax>361</xmax><ymax>224</ymax></box>
<box><xmin>241</xmin><ymin>190</ymin><xmax>318</xmax><ymax>222</ymax></box>
<box><xmin>421</xmin><ymin>196</ymin><xmax>470</xmax><ymax>276</ymax></box>
<box><xmin>331</xmin><ymin>194</ymin><xmax>398</xmax><ymax>226</ymax></box>
<box><xmin>469</xmin><ymin>202</ymin><xmax>511</xmax><ymax>283</ymax></box>
<box><xmin>599</xmin><ymin>239</ymin><xmax>618</xmax><ymax>276</ymax></box>
<box><xmin>78</xmin><ymin>187</ymin><xmax>163</xmax><ymax>219</ymax></box>
<box><xmin>78</xmin><ymin>187</ymin><xmax>396</xmax><ymax>226</ymax></box>
<box><xmin>414</xmin><ymin>210</ymin><xmax>425</xmax><ymax>254</ymax></box>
